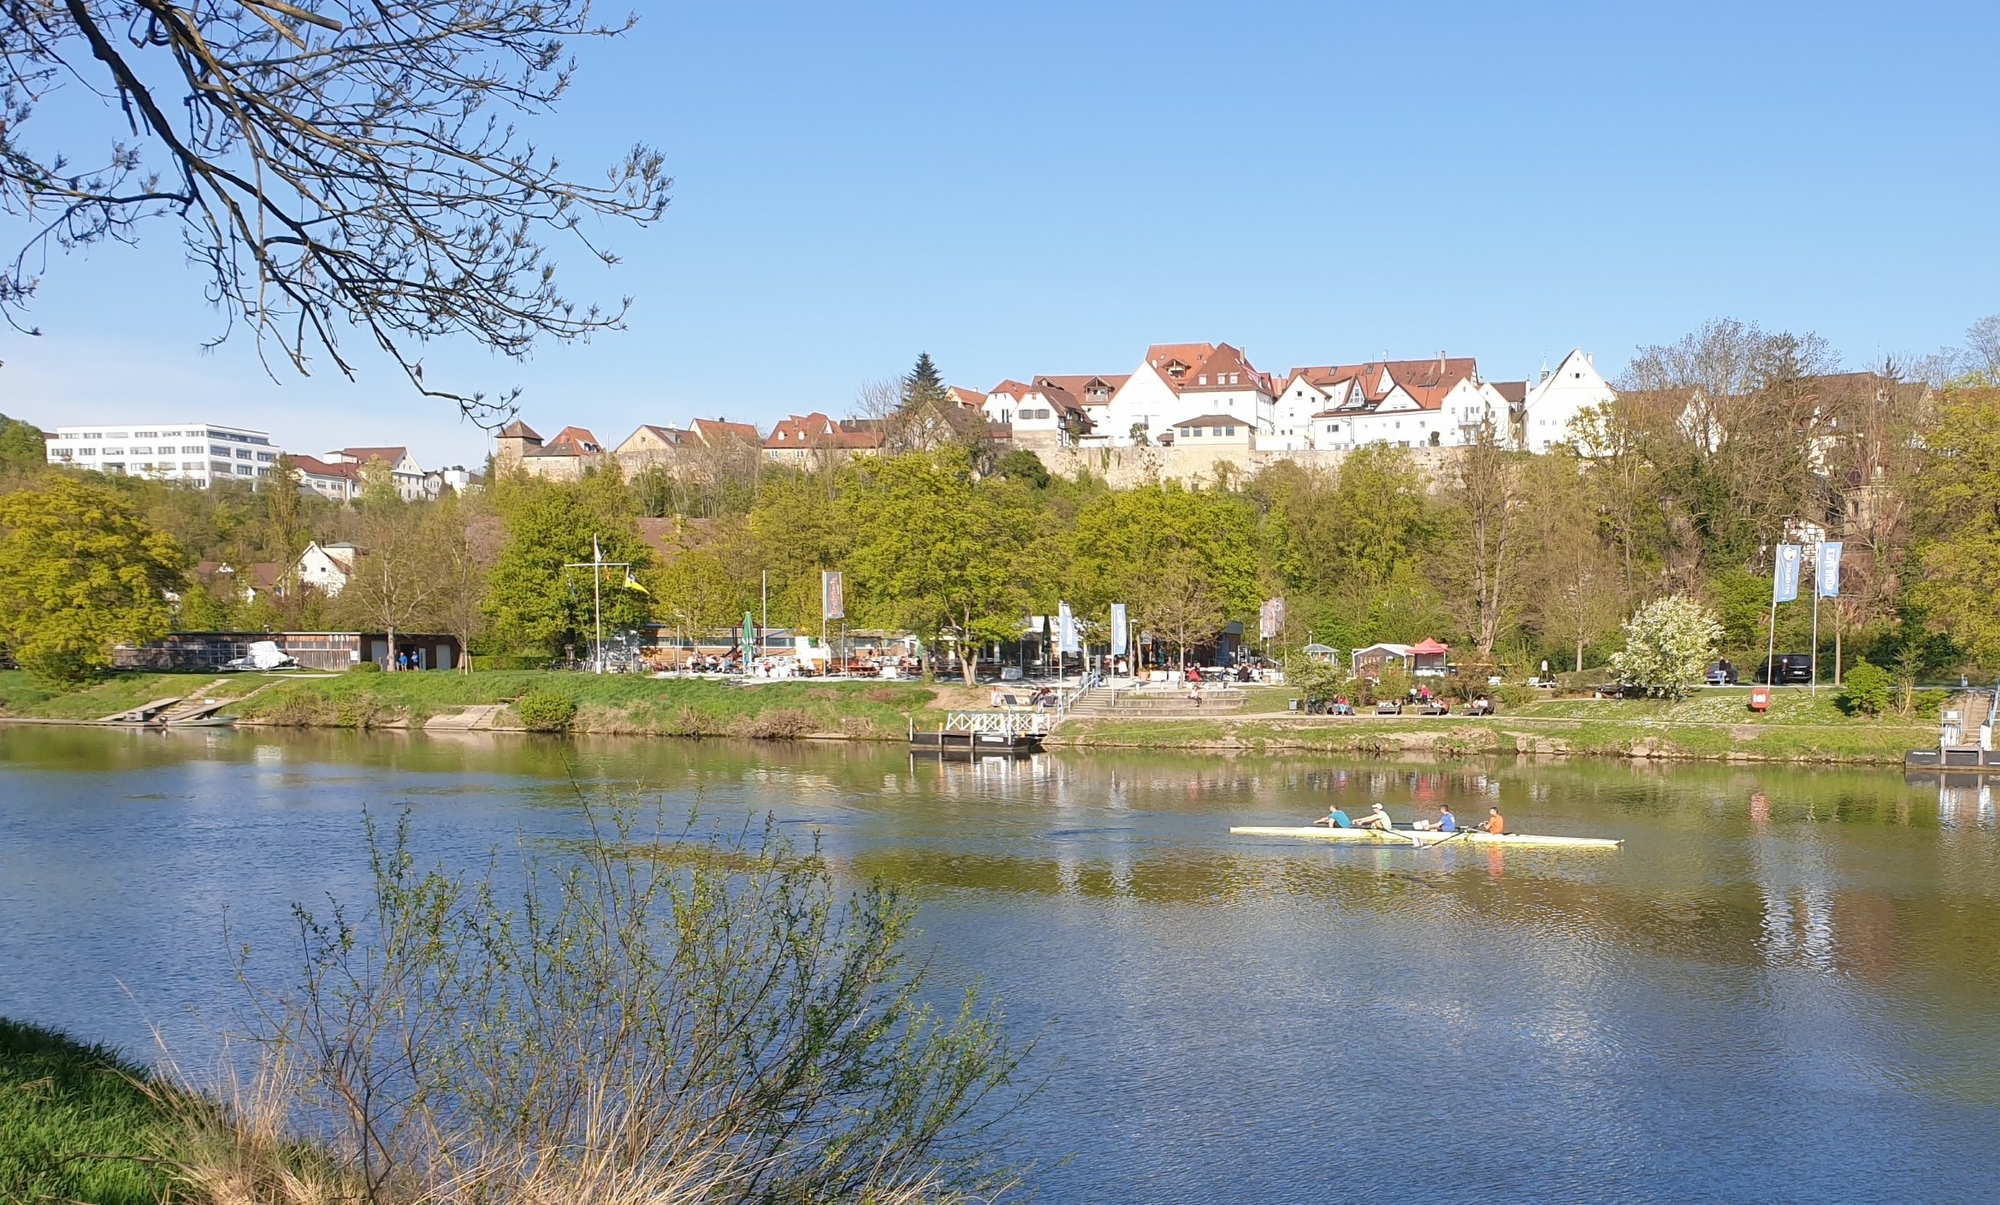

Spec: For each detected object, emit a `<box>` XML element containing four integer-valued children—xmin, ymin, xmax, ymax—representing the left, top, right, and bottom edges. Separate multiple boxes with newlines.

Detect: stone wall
<box><xmin>1025</xmin><ymin>438</ymin><xmax>1465</xmax><ymax>489</ymax></box>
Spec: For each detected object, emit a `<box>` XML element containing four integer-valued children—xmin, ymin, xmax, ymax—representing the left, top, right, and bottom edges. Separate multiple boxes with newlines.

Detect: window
<box><xmin>136</xmin><ymin>431</ymin><xmax>158</xmax><ymax>438</ymax></box>
<box><xmin>52</xmin><ymin>448</ymin><xmax>72</xmax><ymax>459</ymax></box>
<box><xmin>236</xmin><ymin>449</ymin><xmax>254</xmax><ymax>459</ymax></box>
<box><xmin>1225</xmin><ymin>426</ymin><xmax>1236</xmax><ymax>436</ymax></box>
<box><xmin>79</xmin><ymin>447</ymin><xmax>96</xmax><ymax>456</ymax></box>
<box><xmin>1197</xmin><ymin>375</ymin><xmax>1207</xmax><ymax>385</ymax></box>
<box><xmin>211</xmin><ymin>446</ymin><xmax>230</xmax><ymax>456</ymax></box>
<box><xmin>103</xmin><ymin>447</ymin><xmax>124</xmax><ymax>455</ymax></box>
<box><xmin>131</xmin><ymin>446</ymin><xmax>151</xmax><ymax>454</ymax></box>
<box><xmin>1229</xmin><ymin>373</ymin><xmax>1239</xmax><ymax>385</ymax></box>
<box><xmin>182</xmin><ymin>445</ymin><xmax>202</xmax><ymax>454</ymax></box>
<box><xmin>184</xmin><ymin>462</ymin><xmax>202</xmax><ymax>470</ymax></box>
<box><xmin>236</xmin><ymin>465</ymin><xmax>253</xmax><ymax>475</ymax></box>
<box><xmin>257</xmin><ymin>452</ymin><xmax>275</xmax><ymax>462</ymax></box>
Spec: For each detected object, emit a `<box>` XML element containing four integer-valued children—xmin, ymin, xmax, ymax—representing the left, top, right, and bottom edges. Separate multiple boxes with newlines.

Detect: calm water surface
<box><xmin>3</xmin><ymin>727</ymin><xmax>1998</xmax><ymax>1203</ymax></box>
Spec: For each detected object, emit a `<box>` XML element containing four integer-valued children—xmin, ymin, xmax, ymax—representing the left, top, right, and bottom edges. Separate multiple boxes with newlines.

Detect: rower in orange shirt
<box><xmin>1484</xmin><ymin>807</ymin><xmax>1506</xmax><ymax>835</ymax></box>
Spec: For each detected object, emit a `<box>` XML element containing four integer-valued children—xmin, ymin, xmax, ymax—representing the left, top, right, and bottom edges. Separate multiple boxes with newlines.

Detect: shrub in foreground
<box><xmin>1836</xmin><ymin>659</ymin><xmax>1894</xmax><ymax>717</ymax></box>
<box><xmin>513</xmin><ymin>691</ymin><xmax>577</xmax><ymax>732</ymax></box>
<box><xmin>216</xmin><ymin>810</ymin><xmax>1027</xmax><ymax>1204</ymax></box>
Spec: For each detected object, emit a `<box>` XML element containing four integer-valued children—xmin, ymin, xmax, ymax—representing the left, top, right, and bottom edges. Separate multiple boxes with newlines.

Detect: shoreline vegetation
<box><xmin>0</xmin><ymin>668</ymin><xmax>1940</xmax><ymax>765</ymax></box>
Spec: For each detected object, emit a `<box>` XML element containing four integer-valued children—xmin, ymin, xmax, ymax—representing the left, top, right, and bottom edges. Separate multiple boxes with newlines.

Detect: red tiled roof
<box><xmin>764</xmin><ymin>413</ymin><xmax>883</xmax><ymax>451</ymax></box>
<box><xmin>1032</xmin><ymin>374</ymin><xmax>1129</xmax><ymax>407</ymax></box>
<box><xmin>340</xmin><ymin>446</ymin><xmax>410</xmax><ymax>467</ymax></box>
<box><xmin>531</xmin><ymin>426</ymin><xmax>604</xmax><ymax>457</ymax></box>
<box><xmin>985</xmin><ymin>379</ymin><xmax>1032</xmax><ymax>399</ymax></box>
<box><xmin>946</xmin><ymin>386</ymin><xmax>987</xmax><ymax>409</ymax></box>
<box><xmin>691</xmin><ymin>418</ymin><xmax>761</xmax><ymax>444</ymax></box>
<box><xmin>289</xmin><ymin>454</ymin><xmax>359</xmax><ymax>480</ymax></box>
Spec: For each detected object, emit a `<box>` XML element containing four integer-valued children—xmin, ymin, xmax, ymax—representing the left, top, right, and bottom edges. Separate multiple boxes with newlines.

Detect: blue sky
<box><xmin>2</xmin><ymin>0</ymin><xmax>1995</xmax><ymax>467</ymax></box>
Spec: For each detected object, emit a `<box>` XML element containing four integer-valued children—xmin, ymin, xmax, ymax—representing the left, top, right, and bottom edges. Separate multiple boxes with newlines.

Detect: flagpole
<box><xmin>1810</xmin><ymin>543</ymin><xmax>1821</xmax><ymax>699</ymax></box>
<box><xmin>1765</xmin><ymin>556</ymin><xmax>1780</xmax><ymax>692</ymax></box>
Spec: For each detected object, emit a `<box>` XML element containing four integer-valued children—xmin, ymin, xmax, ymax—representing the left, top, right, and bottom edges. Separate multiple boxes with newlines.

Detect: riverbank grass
<box><xmin>0</xmin><ymin>1018</ymin><xmax>177</xmax><ymax>1205</ymax></box>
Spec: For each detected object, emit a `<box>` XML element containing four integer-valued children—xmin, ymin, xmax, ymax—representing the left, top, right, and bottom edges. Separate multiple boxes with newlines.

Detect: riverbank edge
<box><xmin>0</xmin><ymin>671</ymin><xmax>1935</xmax><ymax>766</ymax></box>
<box><xmin>0</xmin><ymin>709</ymin><xmax>1934</xmax><ymax>767</ymax></box>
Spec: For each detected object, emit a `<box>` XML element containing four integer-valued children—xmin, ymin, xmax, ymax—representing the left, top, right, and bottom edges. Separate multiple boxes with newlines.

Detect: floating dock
<box><xmin>910</xmin><ymin>710</ymin><xmax>1047</xmax><ymax>757</ymax></box>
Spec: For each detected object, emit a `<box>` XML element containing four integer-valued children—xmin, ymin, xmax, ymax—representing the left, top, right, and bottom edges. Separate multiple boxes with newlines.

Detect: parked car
<box><xmin>1754</xmin><ymin>655</ymin><xmax>1813</xmax><ymax>684</ymax></box>
<box><xmin>1706</xmin><ymin>659</ymin><xmax>1739</xmax><ymax>686</ymax></box>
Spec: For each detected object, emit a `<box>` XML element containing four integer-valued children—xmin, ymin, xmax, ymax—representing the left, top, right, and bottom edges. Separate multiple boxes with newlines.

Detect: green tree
<box><xmin>1910</xmin><ymin>387</ymin><xmax>2000</xmax><ymax>669</ymax></box>
<box><xmin>0</xmin><ymin>414</ymin><xmax>47</xmax><ymax>484</ymax></box>
<box><xmin>1836</xmin><ymin>658</ymin><xmax>1894</xmax><ymax>716</ymax></box>
<box><xmin>748</xmin><ymin>472</ymin><xmax>856</xmax><ymax>631</ymax></box>
<box><xmin>486</xmin><ymin>471</ymin><xmax>653</xmax><ymax>659</ymax></box>
<box><xmin>993</xmin><ymin>449</ymin><xmax>1051</xmax><ymax>489</ymax></box>
<box><xmin>844</xmin><ymin>452</ymin><xmax>1040</xmax><ymax>683</ymax></box>
<box><xmin>261</xmin><ymin>454</ymin><xmax>308</xmax><ymax>564</ymax></box>
<box><xmin>1136</xmin><ymin>547</ymin><xmax>1226</xmax><ymax>673</ymax></box>
<box><xmin>0</xmin><ymin>476</ymin><xmax>185</xmax><ymax>684</ymax></box>
<box><xmin>1609</xmin><ymin>593</ymin><xmax>1724</xmax><ymax>701</ymax></box>
<box><xmin>1066</xmin><ymin>482</ymin><xmax>1258</xmax><ymax>618</ymax></box>
<box><xmin>337</xmin><ymin>471</ymin><xmax>452</xmax><ymax>665</ymax></box>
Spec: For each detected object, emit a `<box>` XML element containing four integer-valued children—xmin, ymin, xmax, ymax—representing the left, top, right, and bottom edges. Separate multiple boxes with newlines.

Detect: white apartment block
<box><xmin>44</xmin><ymin>422</ymin><xmax>282</xmax><ymax>485</ymax></box>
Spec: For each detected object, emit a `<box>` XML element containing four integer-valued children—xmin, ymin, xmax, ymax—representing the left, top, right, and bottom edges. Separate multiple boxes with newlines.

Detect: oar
<box><xmin>1421</xmin><ymin>825</ymin><xmax>1477</xmax><ymax>850</ymax></box>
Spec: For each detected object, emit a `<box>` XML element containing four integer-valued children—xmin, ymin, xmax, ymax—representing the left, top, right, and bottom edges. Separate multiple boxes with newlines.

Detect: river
<box><xmin>3</xmin><ymin>727</ymin><xmax>1997</xmax><ymax>1203</ymax></box>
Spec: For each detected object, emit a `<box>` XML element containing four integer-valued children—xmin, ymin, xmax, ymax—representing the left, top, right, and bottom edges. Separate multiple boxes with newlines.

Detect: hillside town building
<box><xmin>43</xmin><ymin>422</ymin><xmax>282</xmax><ymax>485</ymax></box>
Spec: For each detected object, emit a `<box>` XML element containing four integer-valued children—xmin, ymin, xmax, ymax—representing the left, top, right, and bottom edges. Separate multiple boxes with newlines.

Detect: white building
<box><xmin>296</xmin><ymin>541</ymin><xmax>358</xmax><ymax>596</ymax></box>
<box><xmin>1106</xmin><ymin>343</ymin><xmax>1275</xmax><ymax>448</ymax></box>
<box><xmin>1517</xmin><ymin>349</ymin><xmax>1616</xmax><ymax>452</ymax></box>
<box><xmin>1290</xmin><ymin>357</ymin><xmax>1512</xmax><ymax>451</ymax></box>
<box><xmin>44</xmin><ymin>422</ymin><xmax>282</xmax><ymax>486</ymax></box>
<box><xmin>323</xmin><ymin>446</ymin><xmax>427</xmax><ymax>500</ymax></box>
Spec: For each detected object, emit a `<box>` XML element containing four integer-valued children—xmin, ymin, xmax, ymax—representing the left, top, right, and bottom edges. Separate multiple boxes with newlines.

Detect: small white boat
<box><xmin>1228</xmin><ymin>825</ymin><xmax>1623</xmax><ymax>850</ymax></box>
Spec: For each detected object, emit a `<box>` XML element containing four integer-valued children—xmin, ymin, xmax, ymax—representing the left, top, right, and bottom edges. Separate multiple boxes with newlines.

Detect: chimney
<box><xmin>1438</xmin><ymin>350</ymin><xmax>1447</xmax><ymax>374</ymax></box>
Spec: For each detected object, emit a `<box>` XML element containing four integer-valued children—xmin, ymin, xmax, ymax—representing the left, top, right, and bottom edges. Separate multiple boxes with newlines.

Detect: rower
<box><xmin>1314</xmin><ymin>805</ymin><xmax>1354</xmax><ymax>829</ymax></box>
<box><xmin>1485</xmin><ymin>807</ymin><xmax>1505</xmax><ymax>835</ymax></box>
<box><xmin>1354</xmin><ymin>803</ymin><xmax>1395</xmax><ymax>831</ymax></box>
<box><xmin>1435</xmin><ymin>805</ymin><xmax>1456</xmax><ymax>833</ymax></box>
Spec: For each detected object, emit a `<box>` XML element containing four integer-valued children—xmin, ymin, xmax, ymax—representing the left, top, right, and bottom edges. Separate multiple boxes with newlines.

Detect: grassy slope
<box><xmin>1053</xmin><ymin>688</ymin><xmax>1933</xmax><ymax>763</ymax></box>
<box><xmin>229</xmin><ymin>670</ymin><xmax>943</xmax><ymax>738</ymax></box>
<box><xmin>0</xmin><ymin>1019</ymin><xmax>177</xmax><ymax>1205</ymax></box>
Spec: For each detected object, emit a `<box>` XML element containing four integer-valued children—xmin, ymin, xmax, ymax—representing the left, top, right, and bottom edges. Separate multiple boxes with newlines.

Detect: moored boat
<box><xmin>1228</xmin><ymin>825</ymin><xmax>1622</xmax><ymax>849</ymax></box>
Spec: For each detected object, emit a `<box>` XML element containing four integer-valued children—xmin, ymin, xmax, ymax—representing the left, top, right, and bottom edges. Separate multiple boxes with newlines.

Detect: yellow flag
<box><xmin>623</xmin><ymin>569</ymin><xmax>649</xmax><ymax>595</ymax></box>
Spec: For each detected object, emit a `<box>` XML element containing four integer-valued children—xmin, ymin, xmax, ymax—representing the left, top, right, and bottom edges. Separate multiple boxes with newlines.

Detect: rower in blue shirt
<box><xmin>1435</xmin><ymin>805</ymin><xmax>1457</xmax><ymax>833</ymax></box>
<box><xmin>1314</xmin><ymin>804</ymin><xmax>1354</xmax><ymax>829</ymax></box>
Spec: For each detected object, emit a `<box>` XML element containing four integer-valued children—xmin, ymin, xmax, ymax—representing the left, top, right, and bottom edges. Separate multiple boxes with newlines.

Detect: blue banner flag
<box><xmin>1058</xmin><ymin>601</ymin><xmax>1079</xmax><ymax>654</ymax></box>
<box><xmin>1816</xmin><ymin>542</ymin><xmax>1843</xmax><ymax>598</ymax></box>
<box><xmin>1773</xmin><ymin>544</ymin><xmax>1802</xmax><ymax>603</ymax></box>
<box><xmin>1110</xmin><ymin>603</ymin><xmax>1128</xmax><ymax>655</ymax></box>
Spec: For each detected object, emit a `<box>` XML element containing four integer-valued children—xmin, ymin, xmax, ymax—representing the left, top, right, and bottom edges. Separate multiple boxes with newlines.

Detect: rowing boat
<box><xmin>1228</xmin><ymin>825</ymin><xmax>1622</xmax><ymax>849</ymax></box>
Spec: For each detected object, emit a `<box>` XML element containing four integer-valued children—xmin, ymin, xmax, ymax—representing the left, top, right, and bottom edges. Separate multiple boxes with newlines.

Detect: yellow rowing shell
<box><xmin>1228</xmin><ymin>825</ymin><xmax>1623</xmax><ymax>849</ymax></box>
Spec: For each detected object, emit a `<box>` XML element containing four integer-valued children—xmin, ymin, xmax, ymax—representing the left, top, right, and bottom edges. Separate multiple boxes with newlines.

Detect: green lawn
<box><xmin>0</xmin><ymin>1019</ymin><xmax>179</xmax><ymax>1205</ymax></box>
<box><xmin>0</xmin><ymin>670</ymin><xmax>248</xmax><ymax>720</ymax></box>
<box><xmin>233</xmin><ymin>669</ymin><xmax>942</xmax><ymax>737</ymax></box>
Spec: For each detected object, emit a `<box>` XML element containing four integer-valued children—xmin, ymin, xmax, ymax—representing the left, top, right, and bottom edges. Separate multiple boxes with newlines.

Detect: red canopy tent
<box><xmin>1409</xmin><ymin>637</ymin><xmax>1451</xmax><ymax>676</ymax></box>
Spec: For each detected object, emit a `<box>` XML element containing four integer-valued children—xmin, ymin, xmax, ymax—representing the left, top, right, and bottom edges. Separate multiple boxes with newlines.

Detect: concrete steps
<box><xmin>425</xmin><ymin>703</ymin><xmax>510</xmax><ymax>731</ymax></box>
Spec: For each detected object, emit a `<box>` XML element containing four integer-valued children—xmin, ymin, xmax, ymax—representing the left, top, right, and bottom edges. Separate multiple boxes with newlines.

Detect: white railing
<box><xmin>943</xmin><ymin>710</ymin><xmax>1051</xmax><ymax>738</ymax></box>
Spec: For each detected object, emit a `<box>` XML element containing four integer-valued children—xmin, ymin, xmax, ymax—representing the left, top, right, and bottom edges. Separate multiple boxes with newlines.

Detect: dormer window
<box><xmin>1197</xmin><ymin>375</ymin><xmax>1207</xmax><ymax>386</ymax></box>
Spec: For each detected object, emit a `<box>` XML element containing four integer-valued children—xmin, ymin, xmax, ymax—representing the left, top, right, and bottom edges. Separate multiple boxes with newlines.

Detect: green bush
<box><xmin>515</xmin><ymin>692</ymin><xmax>577</xmax><ymax>732</ymax></box>
<box><xmin>348</xmin><ymin>659</ymin><xmax>382</xmax><ymax>674</ymax></box>
<box><xmin>1836</xmin><ymin>658</ymin><xmax>1893</xmax><ymax>716</ymax></box>
<box><xmin>1495</xmin><ymin>683</ymin><xmax>1541</xmax><ymax>709</ymax></box>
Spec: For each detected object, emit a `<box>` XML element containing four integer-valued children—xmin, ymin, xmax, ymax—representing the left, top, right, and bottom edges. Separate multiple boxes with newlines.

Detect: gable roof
<box><xmin>289</xmin><ymin>454</ymin><xmax>358</xmax><ymax>480</ymax></box>
<box><xmin>764</xmin><ymin>413</ymin><xmax>885</xmax><ymax>451</ymax></box>
<box><xmin>626</xmin><ymin>424</ymin><xmax>687</xmax><ymax>448</ymax></box>
<box><xmin>1294</xmin><ymin>356</ymin><xmax>1482</xmax><ymax>415</ymax></box>
<box><xmin>529</xmin><ymin>426</ymin><xmax>604</xmax><ymax>457</ymax></box>
<box><xmin>1170</xmin><ymin>413</ymin><xmax>1252</xmax><ymax>428</ymax></box>
<box><xmin>945</xmin><ymin>386</ymin><xmax>987</xmax><ymax>409</ymax></box>
<box><xmin>498</xmin><ymin>420</ymin><xmax>542</xmax><ymax>440</ymax></box>
<box><xmin>340</xmin><ymin>446</ymin><xmax>411</xmax><ymax>468</ymax></box>
<box><xmin>1031</xmin><ymin>373</ymin><xmax>1129</xmax><ymax>407</ymax></box>
<box><xmin>690</xmin><ymin>418</ymin><xmax>761</xmax><ymax>444</ymax></box>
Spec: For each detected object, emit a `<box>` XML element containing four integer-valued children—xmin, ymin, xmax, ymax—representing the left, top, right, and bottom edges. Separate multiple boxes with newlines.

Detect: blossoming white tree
<box><xmin>1609</xmin><ymin>593</ymin><xmax>1724</xmax><ymax>701</ymax></box>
